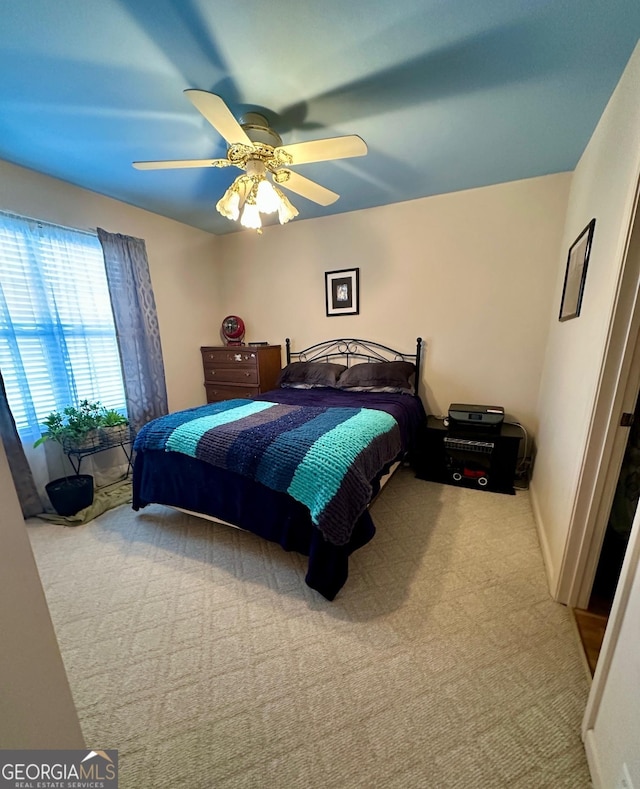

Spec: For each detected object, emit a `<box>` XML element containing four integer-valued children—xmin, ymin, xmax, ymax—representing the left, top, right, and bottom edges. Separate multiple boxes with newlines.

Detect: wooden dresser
<box><xmin>200</xmin><ymin>345</ymin><xmax>282</xmax><ymax>403</ymax></box>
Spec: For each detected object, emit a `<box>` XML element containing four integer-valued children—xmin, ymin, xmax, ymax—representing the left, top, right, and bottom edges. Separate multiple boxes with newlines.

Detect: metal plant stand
<box><xmin>63</xmin><ymin>426</ymin><xmax>136</xmax><ymax>478</ymax></box>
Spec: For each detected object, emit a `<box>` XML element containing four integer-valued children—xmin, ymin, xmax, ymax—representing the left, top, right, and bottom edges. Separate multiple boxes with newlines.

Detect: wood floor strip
<box><xmin>573</xmin><ymin>608</ymin><xmax>608</xmax><ymax>675</ymax></box>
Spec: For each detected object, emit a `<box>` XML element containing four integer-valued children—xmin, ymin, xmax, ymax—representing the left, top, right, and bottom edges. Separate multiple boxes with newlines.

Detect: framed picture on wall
<box><xmin>325</xmin><ymin>268</ymin><xmax>359</xmax><ymax>316</ymax></box>
<box><xmin>559</xmin><ymin>218</ymin><xmax>596</xmax><ymax>322</ymax></box>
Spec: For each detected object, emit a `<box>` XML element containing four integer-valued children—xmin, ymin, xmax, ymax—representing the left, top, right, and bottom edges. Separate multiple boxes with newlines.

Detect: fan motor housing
<box><xmin>240</xmin><ymin>113</ymin><xmax>282</xmax><ymax>148</ymax></box>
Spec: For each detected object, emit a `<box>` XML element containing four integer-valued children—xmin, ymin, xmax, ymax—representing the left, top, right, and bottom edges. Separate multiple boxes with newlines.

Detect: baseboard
<box><xmin>584</xmin><ymin>728</ymin><xmax>603</xmax><ymax>789</ymax></box>
<box><xmin>529</xmin><ymin>481</ymin><xmax>558</xmax><ymax>597</ymax></box>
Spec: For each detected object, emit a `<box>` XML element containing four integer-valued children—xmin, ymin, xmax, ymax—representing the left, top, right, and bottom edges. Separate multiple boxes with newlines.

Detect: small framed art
<box><xmin>559</xmin><ymin>218</ymin><xmax>596</xmax><ymax>322</ymax></box>
<box><xmin>325</xmin><ymin>268</ymin><xmax>359</xmax><ymax>317</ymax></box>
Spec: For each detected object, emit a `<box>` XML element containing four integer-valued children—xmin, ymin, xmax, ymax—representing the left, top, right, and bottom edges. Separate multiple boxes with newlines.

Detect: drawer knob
<box><xmin>245</xmin><ymin>372</ymin><xmax>251</xmax><ymax>377</ymax></box>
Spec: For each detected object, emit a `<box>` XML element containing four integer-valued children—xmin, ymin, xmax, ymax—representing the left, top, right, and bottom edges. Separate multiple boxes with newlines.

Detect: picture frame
<box><xmin>325</xmin><ymin>268</ymin><xmax>360</xmax><ymax>317</ymax></box>
<box><xmin>559</xmin><ymin>218</ymin><xmax>596</xmax><ymax>322</ymax></box>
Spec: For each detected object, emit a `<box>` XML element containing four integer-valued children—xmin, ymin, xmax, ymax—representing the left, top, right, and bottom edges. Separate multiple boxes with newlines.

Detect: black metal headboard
<box><xmin>285</xmin><ymin>337</ymin><xmax>424</xmax><ymax>399</ymax></box>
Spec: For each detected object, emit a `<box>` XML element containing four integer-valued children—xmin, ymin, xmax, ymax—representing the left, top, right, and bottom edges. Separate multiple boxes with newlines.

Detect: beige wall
<box><xmin>531</xmin><ymin>41</ymin><xmax>640</xmax><ymax>789</ymax></box>
<box><xmin>217</xmin><ymin>173</ymin><xmax>571</xmax><ymax>437</ymax></box>
<box><xmin>531</xmin><ymin>43</ymin><xmax>640</xmax><ymax>591</ymax></box>
<box><xmin>0</xmin><ymin>160</ymin><xmax>220</xmax><ymax>412</ymax></box>
<box><xmin>0</xmin><ymin>439</ymin><xmax>84</xmax><ymax>747</ymax></box>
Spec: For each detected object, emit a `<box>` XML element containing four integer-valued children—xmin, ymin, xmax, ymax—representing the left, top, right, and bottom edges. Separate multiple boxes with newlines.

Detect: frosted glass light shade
<box><xmin>256</xmin><ymin>180</ymin><xmax>280</xmax><ymax>214</ymax></box>
<box><xmin>216</xmin><ymin>171</ymin><xmax>299</xmax><ymax>230</ymax></box>
<box><xmin>277</xmin><ymin>192</ymin><xmax>299</xmax><ymax>225</ymax></box>
<box><xmin>216</xmin><ymin>188</ymin><xmax>241</xmax><ymax>221</ymax></box>
<box><xmin>240</xmin><ymin>202</ymin><xmax>262</xmax><ymax>229</ymax></box>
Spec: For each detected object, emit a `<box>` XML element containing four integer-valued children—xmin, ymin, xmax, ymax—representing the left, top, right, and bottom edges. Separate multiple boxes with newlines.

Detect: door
<box><xmin>590</xmin><ymin>393</ymin><xmax>640</xmax><ymax>613</ymax></box>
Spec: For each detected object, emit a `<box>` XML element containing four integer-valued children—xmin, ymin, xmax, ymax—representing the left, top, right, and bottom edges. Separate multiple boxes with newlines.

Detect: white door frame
<box><xmin>582</xmin><ymin>504</ymin><xmax>640</xmax><ymax>782</ymax></box>
<box><xmin>555</xmin><ymin>176</ymin><xmax>640</xmax><ymax>608</ymax></box>
<box><xmin>577</xmin><ymin>307</ymin><xmax>640</xmax><ymax>607</ymax></box>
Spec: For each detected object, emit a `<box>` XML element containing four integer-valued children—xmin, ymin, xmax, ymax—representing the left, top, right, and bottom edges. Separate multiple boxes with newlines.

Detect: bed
<box><xmin>132</xmin><ymin>337</ymin><xmax>427</xmax><ymax>600</ymax></box>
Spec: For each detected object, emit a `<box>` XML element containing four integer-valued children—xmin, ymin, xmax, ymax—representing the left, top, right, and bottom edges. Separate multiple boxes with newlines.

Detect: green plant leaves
<box><xmin>34</xmin><ymin>400</ymin><xmax>128</xmax><ymax>448</ymax></box>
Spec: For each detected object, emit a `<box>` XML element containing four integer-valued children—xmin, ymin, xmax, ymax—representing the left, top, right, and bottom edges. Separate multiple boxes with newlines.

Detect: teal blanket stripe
<box><xmin>254</xmin><ymin>407</ymin><xmax>362</xmax><ymax>492</ymax></box>
<box><xmin>288</xmin><ymin>409</ymin><xmax>397</xmax><ymax>524</ymax></box>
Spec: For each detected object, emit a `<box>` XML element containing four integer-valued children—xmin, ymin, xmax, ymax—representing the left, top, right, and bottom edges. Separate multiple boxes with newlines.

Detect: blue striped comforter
<box><xmin>134</xmin><ymin>399</ymin><xmax>402</xmax><ymax>545</ymax></box>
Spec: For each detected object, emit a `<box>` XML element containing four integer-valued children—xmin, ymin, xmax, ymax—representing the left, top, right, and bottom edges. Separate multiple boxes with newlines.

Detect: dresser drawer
<box><xmin>205</xmin><ymin>383</ymin><xmax>258</xmax><ymax>402</ymax></box>
<box><xmin>204</xmin><ymin>366</ymin><xmax>258</xmax><ymax>385</ymax></box>
<box><xmin>201</xmin><ymin>349</ymin><xmax>258</xmax><ymax>367</ymax></box>
<box><xmin>200</xmin><ymin>345</ymin><xmax>281</xmax><ymax>404</ymax></box>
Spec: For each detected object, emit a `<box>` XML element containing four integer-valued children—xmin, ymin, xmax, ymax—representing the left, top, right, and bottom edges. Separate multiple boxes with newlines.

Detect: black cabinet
<box><xmin>417</xmin><ymin>416</ymin><xmax>522</xmax><ymax>495</ymax></box>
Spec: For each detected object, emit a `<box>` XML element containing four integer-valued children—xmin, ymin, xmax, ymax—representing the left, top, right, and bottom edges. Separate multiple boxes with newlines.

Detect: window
<box><xmin>0</xmin><ymin>212</ymin><xmax>126</xmax><ymax>442</ymax></box>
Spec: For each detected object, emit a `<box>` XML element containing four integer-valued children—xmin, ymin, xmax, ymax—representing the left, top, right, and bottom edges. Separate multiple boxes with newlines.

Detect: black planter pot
<box><xmin>45</xmin><ymin>474</ymin><xmax>94</xmax><ymax>517</ymax></box>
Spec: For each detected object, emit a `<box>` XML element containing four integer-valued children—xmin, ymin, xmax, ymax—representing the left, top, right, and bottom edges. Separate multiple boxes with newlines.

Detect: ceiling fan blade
<box><xmin>183</xmin><ymin>89</ymin><xmax>252</xmax><ymax>146</ymax></box>
<box><xmin>276</xmin><ymin>135</ymin><xmax>367</xmax><ymax>165</ymax></box>
<box><xmin>132</xmin><ymin>158</ymin><xmax>234</xmax><ymax>170</ymax></box>
<box><xmin>274</xmin><ymin>170</ymin><xmax>339</xmax><ymax>206</ymax></box>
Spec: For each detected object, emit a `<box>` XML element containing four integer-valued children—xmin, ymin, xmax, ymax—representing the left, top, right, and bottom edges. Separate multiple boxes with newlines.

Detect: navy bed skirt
<box><xmin>132</xmin><ymin>449</ymin><xmax>376</xmax><ymax>600</ymax></box>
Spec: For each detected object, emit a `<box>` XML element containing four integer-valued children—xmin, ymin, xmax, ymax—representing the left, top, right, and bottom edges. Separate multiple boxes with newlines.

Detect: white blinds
<box><xmin>0</xmin><ymin>212</ymin><xmax>127</xmax><ymax>442</ymax></box>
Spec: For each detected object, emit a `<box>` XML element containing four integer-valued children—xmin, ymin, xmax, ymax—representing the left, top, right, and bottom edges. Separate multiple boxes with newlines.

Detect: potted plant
<box><xmin>61</xmin><ymin>399</ymin><xmax>103</xmax><ymax>451</ymax></box>
<box><xmin>33</xmin><ymin>400</ymin><xmax>104</xmax><ymax>516</ymax></box>
<box><xmin>98</xmin><ymin>408</ymin><xmax>129</xmax><ymax>445</ymax></box>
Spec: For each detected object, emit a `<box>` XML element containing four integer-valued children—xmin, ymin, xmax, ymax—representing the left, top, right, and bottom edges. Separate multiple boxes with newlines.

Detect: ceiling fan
<box><xmin>133</xmin><ymin>90</ymin><xmax>368</xmax><ymax>231</ymax></box>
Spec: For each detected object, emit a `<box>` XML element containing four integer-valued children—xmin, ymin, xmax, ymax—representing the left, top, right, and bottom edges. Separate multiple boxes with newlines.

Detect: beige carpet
<box><xmin>27</xmin><ymin>468</ymin><xmax>592</xmax><ymax>788</ymax></box>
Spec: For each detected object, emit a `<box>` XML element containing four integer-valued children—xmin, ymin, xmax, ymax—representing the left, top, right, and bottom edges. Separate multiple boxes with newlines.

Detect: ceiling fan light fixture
<box><xmin>215</xmin><ymin>168</ymin><xmax>298</xmax><ymax>231</ymax></box>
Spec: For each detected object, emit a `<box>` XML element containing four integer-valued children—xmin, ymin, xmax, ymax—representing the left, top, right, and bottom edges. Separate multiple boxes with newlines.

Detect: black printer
<box><xmin>447</xmin><ymin>403</ymin><xmax>504</xmax><ymax>435</ymax></box>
